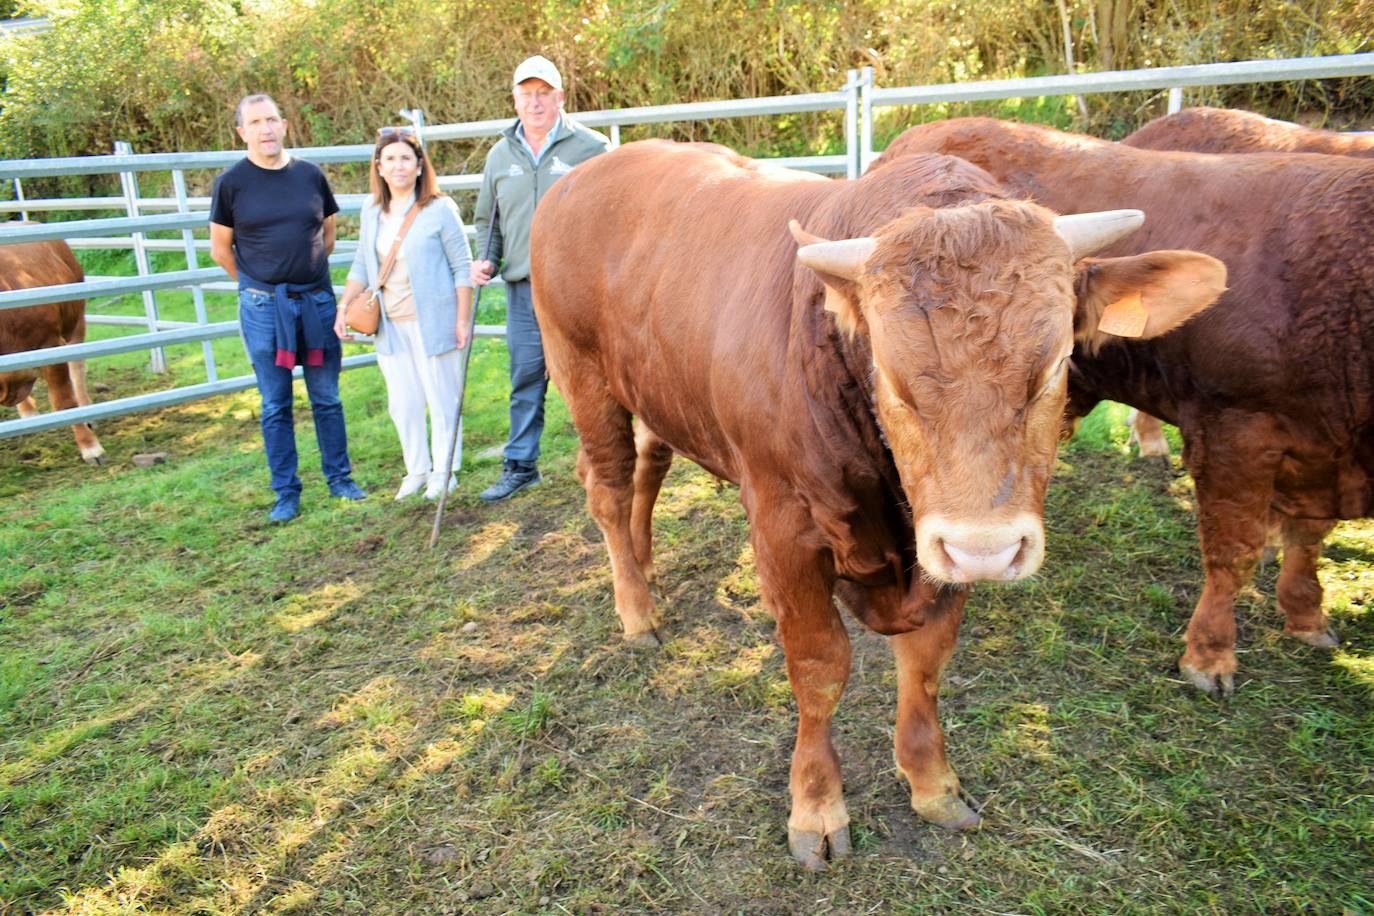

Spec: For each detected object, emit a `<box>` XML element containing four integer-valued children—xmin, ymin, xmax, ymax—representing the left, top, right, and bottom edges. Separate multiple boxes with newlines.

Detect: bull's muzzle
<box><xmin>916</xmin><ymin>513</ymin><xmax>1045</xmax><ymax>584</ymax></box>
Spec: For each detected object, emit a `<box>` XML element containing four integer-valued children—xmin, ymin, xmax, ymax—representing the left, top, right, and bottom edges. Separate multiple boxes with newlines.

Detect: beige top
<box><xmin>376</xmin><ymin>194</ymin><xmax>416</xmax><ymax>321</ymax></box>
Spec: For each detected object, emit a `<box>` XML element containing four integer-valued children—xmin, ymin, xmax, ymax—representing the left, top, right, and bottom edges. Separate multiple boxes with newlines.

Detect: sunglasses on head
<box><xmin>377</xmin><ymin>126</ymin><xmax>418</xmax><ymax>141</ymax></box>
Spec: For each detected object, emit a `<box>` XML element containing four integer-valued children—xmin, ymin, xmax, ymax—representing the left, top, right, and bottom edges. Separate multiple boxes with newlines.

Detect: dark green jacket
<box><xmin>473</xmin><ymin>115</ymin><xmax>610</xmax><ymax>282</ymax></box>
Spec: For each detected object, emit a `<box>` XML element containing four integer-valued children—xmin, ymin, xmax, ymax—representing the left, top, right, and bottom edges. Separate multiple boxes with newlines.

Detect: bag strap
<box><xmin>375</xmin><ymin>203</ymin><xmax>422</xmax><ymax>291</ymax></box>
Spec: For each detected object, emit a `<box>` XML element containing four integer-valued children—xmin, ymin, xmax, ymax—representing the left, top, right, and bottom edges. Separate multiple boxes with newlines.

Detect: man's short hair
<box><xmin>235</xmin><ymin>93</ymin><xmax>280</xmax><ymax>127</ymax></box>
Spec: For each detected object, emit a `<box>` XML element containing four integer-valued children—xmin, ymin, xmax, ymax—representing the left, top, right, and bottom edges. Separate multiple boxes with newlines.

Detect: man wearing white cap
<box><xmin>471</xmin><ymin>55</ymin><xmax>610</xmax><ymax>502</ymax></box>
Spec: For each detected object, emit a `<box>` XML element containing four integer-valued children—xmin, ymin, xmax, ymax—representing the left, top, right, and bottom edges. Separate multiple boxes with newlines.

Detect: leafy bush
<box><xmin>1</xmin><ymin>0</ymin><xmax>1370</xmax><ymax>171</ymax></box>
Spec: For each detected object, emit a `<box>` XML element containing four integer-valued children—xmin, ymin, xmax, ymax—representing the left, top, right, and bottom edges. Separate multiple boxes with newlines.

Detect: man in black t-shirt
<box><xmin>210</xmin><ymin>93</ymin><xmax>365</xmax><ymax>523</ymax></box>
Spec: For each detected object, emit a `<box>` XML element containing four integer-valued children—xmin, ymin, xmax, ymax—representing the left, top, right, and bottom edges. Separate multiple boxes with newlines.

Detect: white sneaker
<box><xmin>395</xmin><ymin>473</ymin><xmax>428</xmax><ymax>501</ymax></box>
<box><xmin>423</xmin><ymin>474</ymin><xmax>457</xmax><ymax>501</ymax></box>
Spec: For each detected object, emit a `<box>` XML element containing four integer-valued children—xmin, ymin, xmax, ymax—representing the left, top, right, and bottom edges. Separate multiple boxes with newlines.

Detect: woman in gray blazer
<box><xmin>336</xmin><ymin>128</ymin><xmax>474</xmax><ymax>500</ymax></box>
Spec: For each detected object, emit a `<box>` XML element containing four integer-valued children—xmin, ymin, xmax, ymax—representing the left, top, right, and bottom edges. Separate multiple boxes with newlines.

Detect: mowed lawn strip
<box><xmin>2</xmin><ymin>319</ymin><xmax>1372</xmax><ymax>912</ymax></box>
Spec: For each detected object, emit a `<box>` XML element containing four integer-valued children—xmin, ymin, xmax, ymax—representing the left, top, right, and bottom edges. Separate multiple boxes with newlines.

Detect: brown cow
<box><xmin>1126</xmin><ymin>106</ymin><xmax>1374</xmax><ymax>158</ymax></box>
<box><xmin>1123</xmin><ymin>107</ymin><xmax>1374</xmax><ymax>459</ymax></box>
<box><xmin>0</xmin><ymin>236</ymin><xmax>105</xmax><ymax>463</ymax></box>
<box><xmin>877</xmin><ymin>117</ymin><xmax>1374</xmax><ymax>695</ymax></box>
<box><xmin>530</xmin><ymin>140</ymin><xmax>1222</xmax><ymax>867</ymax></box>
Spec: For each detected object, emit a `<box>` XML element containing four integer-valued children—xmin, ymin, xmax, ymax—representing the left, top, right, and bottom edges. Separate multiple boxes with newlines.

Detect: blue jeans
<box><xmin>505</xmin><ymin>280</ymin><xmax>547</xmax><ymax>463</ymax></box>
<box><xmin>238</xmin><ymin>287</ymin><xmax>352</xmax><ymax>498</ymax></box>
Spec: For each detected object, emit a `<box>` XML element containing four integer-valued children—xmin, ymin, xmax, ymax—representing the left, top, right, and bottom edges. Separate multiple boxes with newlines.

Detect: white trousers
<box><xmin>375</xmin><ymin>319</ymin><xmax>463</xmax><ymax>480</ymax></box>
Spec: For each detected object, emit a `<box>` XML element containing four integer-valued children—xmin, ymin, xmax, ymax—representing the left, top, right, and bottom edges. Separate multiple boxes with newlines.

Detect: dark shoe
<box><xmin>269</xmin><ymin>493</ymin><xmax>300</xmax><ymax>523</ymax></box>
<box><xmin>329</xmin><ymin>479</ymin><xmax>368</xmax><ymax>501</ymax></box>
<box><xmin>479</xmin><ymin>460</ymin><xmax>541</xmax><ymax>502</ymax></box>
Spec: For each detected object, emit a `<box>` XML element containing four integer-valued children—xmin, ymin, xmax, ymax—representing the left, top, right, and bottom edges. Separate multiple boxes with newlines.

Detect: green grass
<box><xmin>2</xmin><ymin>294</ymin><xmax>1372</xmax><ymax>911</ymax></box>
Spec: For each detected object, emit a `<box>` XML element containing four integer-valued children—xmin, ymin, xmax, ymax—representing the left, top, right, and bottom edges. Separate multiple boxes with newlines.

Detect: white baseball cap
<box><xmin>512</xmin><ymin>55</ymin><xmax>562</xmax><ymax>91</ymax></box>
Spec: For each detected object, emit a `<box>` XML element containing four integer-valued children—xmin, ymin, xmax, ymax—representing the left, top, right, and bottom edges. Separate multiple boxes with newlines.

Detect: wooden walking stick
<box><xmin>429</xmin><ymin>200</ymin><xmax>500</xmax><ymax>549</ymax></box>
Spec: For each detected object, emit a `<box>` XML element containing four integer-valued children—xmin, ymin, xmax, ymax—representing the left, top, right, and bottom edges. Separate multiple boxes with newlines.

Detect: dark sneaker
<box><xmin>269</xmin><ymin>493</ymin><xmax>300</xmax><ymax>523</ymax></box>
<box><xmin>479</xmin><ymin>460</ymin><xmax>541</xmax><ymax>502</ymax></box>
<box><xmin>329</xmin><ymin>479</ymin><xmax>368</xmax><ymax>501</ymax></box>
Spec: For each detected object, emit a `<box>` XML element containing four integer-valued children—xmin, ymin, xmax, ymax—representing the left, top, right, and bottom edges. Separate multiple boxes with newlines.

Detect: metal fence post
<box><xmin>1167</xmin><ymin>86</ymin><xmax>1184</xmax><ymax>114</ymax></box>
<box><xmin>400</xmin><ymin>107</ymin><xmax>427</xmax><ymax>147</ymax></box>
<box><xmin>172</xmin><ymin>169</ymin><xmax>217</xmax><ymax>383</ymax></box>
<box><xmin>844</xmin><ymin>68</ymin><xmax>859</xmax><ymax>180</ymax></box>
<box><xmin>609</xmin><ymin>124</ymin><xmax>621</xmax><ymax>150</ymax></box>
<box><xmin>12</xmin><ymin>178</ymin><xmax>28</xmax><ymax>221</ymax></box>
<box><xmin>114</xmin><ymin>140</ymin><xmax>166</xmax><ymax>373</ymax></box>
<box><xmin>860</xmin><ymin>65</ymin><xmax>875</xmax><ymax>175</ymax></box>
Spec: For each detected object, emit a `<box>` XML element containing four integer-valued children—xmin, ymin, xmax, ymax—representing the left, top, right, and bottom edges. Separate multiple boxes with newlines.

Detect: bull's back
<box><xmin>532</xmin><ymin>142</ymin><xmax>836</xmax><ymax>473</ymax></box>
<box><xmin>1124</xmin><ymin>107</ymin><xmax>1374</xmax><ymax>158</ymax></box>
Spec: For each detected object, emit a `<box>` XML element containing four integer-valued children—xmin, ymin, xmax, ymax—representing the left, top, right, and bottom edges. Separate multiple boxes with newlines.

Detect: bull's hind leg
<box><xmin>631</xmin><ymin>419</ymin><xmax>674</xmax><ymax>586</ymax></box>
<box><xmin>746</xmin><ymin>488</ymin><xmax>852</xmax><ymax>869</ymax></box>
<box><xmin>890</xmin><ymin>580</ymin><xmax>980</xmax><ymax>830</ymax></box>
<box><xmin>16</xmin><ymin>396</ymin><xmax>38</xmax><ymax>418</ymax></box>
<box><xmin>1277</xmin><ymin>515</ymin><xmax>1339</xmax><ymax>648</ymax></box>
<box><xmin>41</xmin><ymin>361</ymin><xmax>105</xmax><ymax>464</ymax></box>
<box><xmin>569</xmin><ymin>389</ymin><xmax>662</xmax><ymax>646</ymax></box>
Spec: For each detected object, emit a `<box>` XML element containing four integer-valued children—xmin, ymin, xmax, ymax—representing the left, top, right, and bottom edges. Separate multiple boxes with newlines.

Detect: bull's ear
<box><xmin>789</xmin><ymin>219</ymin><xmax>873</xmax><ymax>336</ymax></box>
<box><xmin>1074</xmin><ymin>250</ymin><xmax>1226</xmax><ymax>353</ymax></box>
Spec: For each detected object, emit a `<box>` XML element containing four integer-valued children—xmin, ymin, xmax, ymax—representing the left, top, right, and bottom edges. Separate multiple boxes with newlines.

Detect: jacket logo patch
<box><xmin>550</xmin><ymin>156</ymin><xmax>573</xmax><ymax>175</ymax></box>
<box><xmin>508</xmin><ymin>163</ymin><xmax>525</xmax><ymax>177</ymax></box>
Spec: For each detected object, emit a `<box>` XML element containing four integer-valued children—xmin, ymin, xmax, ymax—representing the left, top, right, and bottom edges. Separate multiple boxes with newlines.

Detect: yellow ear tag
<box><xmin>1097</xmin><ymin>291</ymin><xmax>1148</xmax><ymax>338</ymax></box>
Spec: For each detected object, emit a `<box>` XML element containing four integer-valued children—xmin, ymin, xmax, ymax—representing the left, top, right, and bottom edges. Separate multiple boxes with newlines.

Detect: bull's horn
<box><xmin>1053</xmin><ymin>209</ymin><xmax>1145</xmax><ymax>260</ymax></box>
<box><xmin>796</xmin><ymin>236</ymin><xmax>877</xmax><ymax>282</ymax></box>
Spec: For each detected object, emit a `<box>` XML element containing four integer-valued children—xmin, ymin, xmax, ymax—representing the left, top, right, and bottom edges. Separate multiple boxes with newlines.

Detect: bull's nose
<box><xmin>940</xmin><ymin>538</ymin><xmax>1025</xmax><ymax>583</ymax></box>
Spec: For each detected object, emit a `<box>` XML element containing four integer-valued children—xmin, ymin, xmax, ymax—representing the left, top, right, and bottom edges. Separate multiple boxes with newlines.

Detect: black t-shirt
<box><xmin>209</xmin><ymin>157</ymin><xmax>339</xmax><ymax>285</ymax></box>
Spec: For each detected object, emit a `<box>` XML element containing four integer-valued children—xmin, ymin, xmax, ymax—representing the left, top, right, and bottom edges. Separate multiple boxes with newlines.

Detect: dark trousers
<box><xmin>504</xmin><ymin>280</ymin><xmax>547</xmax><ymax>463</ymax></box>
<box><xmin>238</xmin><ymin>287</ymin><xmax>352</xmax><ymax>497</ymax></box>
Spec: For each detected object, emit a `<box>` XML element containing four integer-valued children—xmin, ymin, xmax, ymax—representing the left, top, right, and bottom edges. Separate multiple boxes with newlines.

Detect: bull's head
<box><xmin>792</xmin><ymin>200</ymin><xmax>1224</xmax><ymax>584</ymax></box>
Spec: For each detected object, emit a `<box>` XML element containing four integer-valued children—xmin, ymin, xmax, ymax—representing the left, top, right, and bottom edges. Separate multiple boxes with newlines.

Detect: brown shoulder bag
<box><xmin>344</xmin><ymin>203</ymin><xmax>421</xmax><ymax>335</ymax></box>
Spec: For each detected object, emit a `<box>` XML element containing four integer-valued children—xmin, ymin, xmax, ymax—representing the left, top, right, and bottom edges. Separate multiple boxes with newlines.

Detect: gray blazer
<box><xmin>348</xmin><ymin>195</ymin><xmax>474</xmax><ymax>357</ymax></box>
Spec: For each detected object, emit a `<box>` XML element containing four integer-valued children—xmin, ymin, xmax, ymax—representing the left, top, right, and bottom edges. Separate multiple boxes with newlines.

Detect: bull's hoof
<box><xmin>622</xmin><ymin>628</ymin><xmax>663</xmax><ymax>650</ymax></box>
<box><xmin>787</xmin><ymin>825</ymin><xmax>851</xmax><ymax>870</ymax></box>
<box><xmin>1179</xmin><ymin>662</ymin><xmax>1234</xmax><ymax>697</ymax></box>
<box><xmin>82</xmin><ymin>450</ymin><xmax>107</xmax><ymax>466</ymax></box>
<box><xmin>1288</xmin><ymin>626</ymin><xmax>1339</xmax><ymax>649</ymax></box>
<box><xmin>913</xmin><ymin>794</ymin><xmax>982</xmax><ymax>831</ymax></box>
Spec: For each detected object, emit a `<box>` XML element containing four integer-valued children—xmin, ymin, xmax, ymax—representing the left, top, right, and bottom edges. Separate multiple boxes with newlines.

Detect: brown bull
<box><xmin>1126</xmin><ymin>106</ymin><xmax>1374</xmax><ymax>158</ymax></box>
<box><xmin>1122</xmin><ymin>108</ymin><xmax>1374</xmax><ymax>459</ymax></box>
<box><xmin>530</xmin><ymin>140</ymin><xmax>1222</xmax><ymax>867</ymax></box>
<box><xmin>877</xmin><ymin>117</ymin><xmax>1374</xmax><ymax>695</ymax></box>
<box><xmin>0</xmin><ymin>236</ymin><xmax>104</xmax><ymax>464</ymax></box>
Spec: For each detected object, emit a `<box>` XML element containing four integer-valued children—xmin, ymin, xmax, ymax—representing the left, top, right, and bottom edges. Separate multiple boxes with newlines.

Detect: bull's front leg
<box><xmin>1277</xmin><ymin>514</ymin><xmax>1339</xmax><ymax>648</ymax></box>
<box><xmin>1127</xmin><ymin>409</ymin><xmax>1171</xmax><ymax>461</ymax></box>
<box><xmin>891</xmin><ymin>580</ymin><xmax>980</xmax><ymax>829</ymax></box>
<box><xmin>748</xmin><ymin>494</ymin><xmax>852</xmax><ymax>870</ymax></box>
<box><xmin>41</xmin><ymin>361</ymin><xmax>105</xmax><ymax>464</ymax></box>
<box><xmin>1179</xmin><ymin>415</ymin><xmax>1282</xmax><ymax>695</ymax></box>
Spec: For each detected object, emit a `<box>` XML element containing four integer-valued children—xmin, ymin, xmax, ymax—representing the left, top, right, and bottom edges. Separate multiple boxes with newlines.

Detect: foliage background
<box><xmin>1</xmin><ymin>0</ymin><xmax>1371</xmax><ymax>173</ymax></box>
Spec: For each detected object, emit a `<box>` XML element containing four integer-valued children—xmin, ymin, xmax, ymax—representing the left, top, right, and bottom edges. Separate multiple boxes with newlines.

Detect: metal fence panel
<box><xmin>4</xmin><ymin>53</ymin><xmax>1374</xmax><ymax>444</ymax></box>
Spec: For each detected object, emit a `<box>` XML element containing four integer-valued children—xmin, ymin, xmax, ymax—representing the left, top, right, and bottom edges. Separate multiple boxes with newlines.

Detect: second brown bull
<box><xmin>878</xmin><ymin>117</ymin><xmax>1374</xmax><ymax>696</ymax></box>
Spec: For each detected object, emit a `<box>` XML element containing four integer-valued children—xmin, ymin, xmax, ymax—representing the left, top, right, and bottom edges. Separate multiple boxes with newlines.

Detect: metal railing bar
<box><xmin>0</xmin><ymin>328</ymin><xmax>506</xmax><ymax>438</ymax></box>
<box><xmin>86</xmin><ymin>315</ymin><xmax>199</xmax><ymax>329</ymax></box>
<box><xmin>0</xmin><ymin>321</ymin><xmax>241</xmax><ymax>372</ymax></box>
<box><xmin>0</xmin><ymin>200</ymin><xmax>367</xmax><ymax>245</ymax></box>
<box><xmin>869</xmin><ymin>53</ymin><xmax>1374</xmax><ymax>107</ymax></box>
<box><xmin>0</xmin><ymin>252</ymin><xmax>354</xmax><ymax>310</ymax></box>
<box><xmin>0</xmin><ymin>354</ymin><xmax>380</xmax><ymax>438</ymax></box>
<box><xmin>0</xmin><ymin>144</ymin><xmax>376</xmax><ymax>179</ymax></box>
